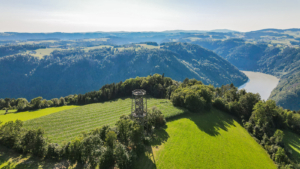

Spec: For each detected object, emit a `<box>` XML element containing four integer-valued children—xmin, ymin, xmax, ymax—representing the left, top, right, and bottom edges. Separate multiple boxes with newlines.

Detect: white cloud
<box><xmin>0</xmin><ymin>0</ymin><xmax>299</xmax><ymax>32</ymax></box>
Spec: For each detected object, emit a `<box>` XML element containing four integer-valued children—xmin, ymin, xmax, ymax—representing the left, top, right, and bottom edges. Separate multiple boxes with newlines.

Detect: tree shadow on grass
<box><xmin>134</xmin><ymin>126</ymin><xmax>169</xmax><ymax>169</ymax></box>
<box><xmin>0</xmin><ymin>146</ymin><xmax>27</xmax><ymax>168</ymax></box>
<box><xmin>151</xmin><ymin>126</ymin><xmax>170</xmax><ymax>147</ymax></box>
<box><xmin>13</xmin><ymin>156</ymin><xmax>83</xmax><ymax>169</ymax></box>
<box><xmin>283</xmin><ymin>130</ymin><xmax>300</xmax><ymax>163</ymax></box>
<box><xmin>166</xmin><ymin>108</ymin><xmax>236</xmax><ymax>136</ymax></box>
<box><xmin>134</xmin><ymin>108</ymin><xmax>237</xmax><ymax>168</ymax></box>
<box><xmin>0</xmin><ymin>145</ymin><xmax>82</xmax><ymax>169</ymax></box>
<box><xmin>134</xmin><ymin>146</ymin><xmax>157</xmax><ymax>169</ymax></box>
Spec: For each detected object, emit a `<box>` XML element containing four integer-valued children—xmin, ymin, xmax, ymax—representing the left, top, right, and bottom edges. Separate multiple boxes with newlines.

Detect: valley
<box><xmin>238</xmin><ymin>71</ymin><xmax>279</xmax><ymax>100</ymax></box>
<box><xmin>0</xmin><ymin>29</ymin><xmax>300</xmax><ymax>169</ymax></box>
<box><xmin>1</xmin><ymin>0</ymin><xmax>300</xmax><ymax>168</ymax></box>
<box><xmin>0</xmin><ymin>42</ymin><xmax>247</xmax><ymax>100</ymax></box>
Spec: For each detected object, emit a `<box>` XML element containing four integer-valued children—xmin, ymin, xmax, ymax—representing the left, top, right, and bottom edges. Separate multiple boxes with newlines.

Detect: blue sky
<box><xmin>0</xmin><ymin>0</ymin><xmax>299</xmax><ymax>32</ymax></box>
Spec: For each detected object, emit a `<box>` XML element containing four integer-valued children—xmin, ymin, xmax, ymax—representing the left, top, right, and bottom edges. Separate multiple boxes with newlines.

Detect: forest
<box><xmin>1</xmin><ymin>29</ymin><xmax>300</xmax><ymax>111</ymax></box>
<box><xmin>0</xmin><ymin>42</ymin><xmax>247</xmax><ymax>100</ymax></box>
<box><xmin>188</xmin><ymin>38</ymin><xmax>300</xmax><ymax>111</ymax></box>
<box><xmin>0</xmin><ymin>44</ymin><xmax>46</xmax><ymax>57</ymax></box>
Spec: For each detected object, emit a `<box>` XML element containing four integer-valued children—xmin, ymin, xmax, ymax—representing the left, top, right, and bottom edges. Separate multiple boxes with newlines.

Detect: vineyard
<box><xmin>24</xmin><ymin>97</ymin><xmax>187</xmax><ymax>144</ymax></box>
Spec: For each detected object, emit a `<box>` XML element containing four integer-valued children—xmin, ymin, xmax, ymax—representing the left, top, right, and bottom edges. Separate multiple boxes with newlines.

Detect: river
<box><xmin>238</xmin><ymin>71</ymin><xmax>280</xmax><ymax>100</ymax></box>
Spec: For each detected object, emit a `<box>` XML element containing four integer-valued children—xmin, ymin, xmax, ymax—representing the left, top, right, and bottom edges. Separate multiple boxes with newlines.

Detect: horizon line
<box><xmin>1</xmin><ymin>28</ymin><xmax>300</xmax><ymax>34</ymax></box>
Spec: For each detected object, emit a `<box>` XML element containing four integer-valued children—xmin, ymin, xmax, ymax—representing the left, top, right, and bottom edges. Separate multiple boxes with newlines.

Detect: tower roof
<box><xmin>132</xmin><ymin>89</ymin><xmax>146</xmax><ymax>96</ymax></box>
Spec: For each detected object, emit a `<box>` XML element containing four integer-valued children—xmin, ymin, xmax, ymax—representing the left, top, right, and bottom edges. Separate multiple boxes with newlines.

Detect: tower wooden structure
<box><xmin>131</xmin><ymin>89</ymin><xmax>147</xmax><ymax>126</ymax></box>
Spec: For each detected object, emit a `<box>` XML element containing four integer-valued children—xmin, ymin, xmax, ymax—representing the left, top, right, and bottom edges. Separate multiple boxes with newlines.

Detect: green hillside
<box><xmin>161</xmin><ymin>42</ymin><xmax>247</xmax><ymax>87</ymax></box>
<box><xmin>0</xmin><ymin>101</ymin><xmax>277</xmax><ymax>169</ymax></box>
<box><xmin>137</xmin><ymin>109</ymin><xmax>276</xmax><ymax>169</ymax></box>
<box><xmin>0</xmin><ymin>42</ymin><xmax>247</xmax><ymax>100</ymax></box>
<box><xmin>0</xmin><ymin>106</ymin><xmax>78</xmax><ymax>124</ymax></box>
<box><xmin>266</xmin><ymin>49</ymin><xmax>300</xmax><ymax>110</ymax></box>
<box><xmin>24</xmin><ymin>97</ymin><xmax>186</xmax><ymax>144</ymax></box>
<box><xmin>188</xmin><ymin>38</ymin><xmax>300</xmax><ymax>111</ymax></box>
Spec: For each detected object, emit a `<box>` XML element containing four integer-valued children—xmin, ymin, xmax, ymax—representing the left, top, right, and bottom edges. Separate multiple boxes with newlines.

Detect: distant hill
<box><xmin>189</xmin><ymin>38</ymin><xmax>300</xmax><ymax>110</ymax></box>
<box><xmin>209</xmin><ymin>29</ymin><xmax>238</xmax><ymax>33</ymax></box>
<box><xmin>0</xmin><ymin>42</ymin><xmax>247</xmax><ymax>100</ymax></box>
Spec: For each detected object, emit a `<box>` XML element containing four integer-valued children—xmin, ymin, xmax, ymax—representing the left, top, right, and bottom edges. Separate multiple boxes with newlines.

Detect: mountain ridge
<box><xmin>0</xmin><ymin>42</ymin><xmax>247</xmax><ymax>100</ymax></box>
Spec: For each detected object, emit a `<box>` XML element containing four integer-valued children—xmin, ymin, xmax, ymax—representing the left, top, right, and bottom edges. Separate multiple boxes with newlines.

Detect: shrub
<box><xmin>81</xmin><ymin>135</ymin><xmax>103</xmax><ymax>168</ymax></box>
<box><xmin>114</xmin><ymin>143</ymin><xmax>132</xmax><ymax>169</ymax></box>
<box><xmin>143</xmin><ymin>137</ymin><xmax>151</xmax><ymax>146</ymax></box>
<box><xmin>0</xmin><ymin>120</ymin><xmax>23</xmax><ymax>148</ymax></box>
<box><xmin>130</xmin><ymin>123</ymin><xmax>143</xmax><ymax>147</ymax></box>
<box><xmin>116</xmin><ymin>116</ymin><xmax>132</xmax><ymax>146</ymax></box>
<box><xmin>228</xmin><ymin>101</ymin><xmax>241</xmax><ymax>117</ymax></box>
<box><xmin>20</xmin><ymin>128</ymin><xmax>47</xmax><ymax>157</ymax></box>
<box><xmin>68</xmin><ymin>138</ymin><xmax>82</xmax><ymax>162</ymax></box>
<box><xmin>100</xmin><ymin>125</ymin><xmax>110</xmax><ymax>141</ymax></box>
<box><xmin>105</xmin><ymin>131</ymin><xmax>117</xmax><ymax>148</ymax></box>
<box><xmin>272</xmin><ymin>129</ymin><xmax>284</xmax><ymax>145</ymax></box>
<box><xmin>146</xmin><ymin>107</ymin><xmax>166</xmax><ymax>129</ymax></box>
<box><xmin>46</xmin><ymin>143</ymin><xmax>61</xmax><ymax>159</ymax></box>
<box><xmin>16</xmin><ymin>98</ymin><xmax>29</xmax><ymax>111</ymax></box>
<box><xmin>213</xmin><ymin>98</ymin><xmax>228</xmax><ymax>112</ymax></box>
<box><xmin>30</xmin><ymin>97</ymin><xmax>43</xmax><ymax>109</ymax></box>
<box><xmin>171</xmin><ymin>83</ymin><xmax>213</xmax><ymax>112</ymax></box>
<box><xmin>59</xmin><ymin>97</ymin><xmax>66</xmax><ymax>106</ymax></box>
<box><xmin>275</xmin><ymin>147</ymin><xmax>289</xmax><ymax>165</ymax></box>
<box><xmin>99</xmin><ymin>147</ymin><xmax>114</xmax><ymax>169</ymax></box>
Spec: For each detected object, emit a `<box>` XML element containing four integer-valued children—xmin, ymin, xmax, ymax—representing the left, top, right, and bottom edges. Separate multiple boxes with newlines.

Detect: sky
<box><xmin>0</xmin><ymin>0</ymin><xmax>299</xmax><ymax>32</ymax></box>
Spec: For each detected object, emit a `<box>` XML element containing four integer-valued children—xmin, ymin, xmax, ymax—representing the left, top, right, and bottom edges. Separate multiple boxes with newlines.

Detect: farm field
<box><xmin>137</xmin><ymin>44</ymin><xmax>160</xmax><ymax>49</ymax></box>
<box><xmin>283</xmin><ymin>130</ymin><xmax>300</xmax><ymax>163</ymax></box>
<box><xmin>138</xmin><ymin>108</ymin><xmax>276</xmax><ymax>169</ymax></box>
<box><xmin>24</xmin><ymin>97</ymin><xmax>187</xmax><ymax>144</ymax></box>
<box><xmin>17</xmin><ymin>40</ymin><xmax>58</xmax><ymax>45</ymax></box>
<box><xmin>25</xmin><ymin>48</ymin><xmax>64</xmax><ymax>59</ymax></box>
<box><xmin>0</xmin><ymin>106</ymin><xmax>78</xmax><ymax>124</ymax></box>
<box><xmin>83</xmin><ymin>45</ymin><xmax>112</xmax><ymax>52</ymax></box>
<box><xmin>81</xmin><ymin>38</ymin><xmax>109</xmax><ymax>42</ymax></box>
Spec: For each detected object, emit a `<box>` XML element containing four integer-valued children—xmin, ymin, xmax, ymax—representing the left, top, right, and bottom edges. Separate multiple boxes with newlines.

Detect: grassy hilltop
<box><xmin>0</xmin><ymin>97</ymin><xmax>278</xmax><ymax>169</ymax></box>
<box><xmin>1</xmin><ymin>74</ymin><xmax>300</xmax><ymax>168</ymax></box>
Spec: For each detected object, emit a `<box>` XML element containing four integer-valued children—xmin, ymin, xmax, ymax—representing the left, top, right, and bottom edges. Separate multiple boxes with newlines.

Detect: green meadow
<box><xmin>24</xmin><ymin>97</ymin><xmax>186</xmax><ymax>144</ymax></box>
<box><xmin>25</xmin><ymin>48</ymin><xmax>64</xmax><ymax>59</ymax></box>
<box><xmin>137</xmin><ymin>109</ymin><xmax>276</xmax><ymax>169</ymax></box>
<box><xmin>0</xmin><ymin>106</ymin><xmax>78</xmax><ymax>124</ymax></box>
<box><xmin>0</xmin><ymin>98</ymin><xmax>279</xmax><ymax>169</ymax></box>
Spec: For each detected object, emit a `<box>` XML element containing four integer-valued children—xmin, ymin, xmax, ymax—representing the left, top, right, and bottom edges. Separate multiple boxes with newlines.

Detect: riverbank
<box><xmin>238</xmin><ymin>71</ymin><xmax>279</xmax><ymax>100</ymax></box>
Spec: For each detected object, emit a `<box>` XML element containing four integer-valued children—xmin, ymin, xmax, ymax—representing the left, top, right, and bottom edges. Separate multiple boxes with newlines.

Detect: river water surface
<box><xmin>238</xmin><ymin>71</ymin><xmax>279</xmax><ymax>100</ymax></box>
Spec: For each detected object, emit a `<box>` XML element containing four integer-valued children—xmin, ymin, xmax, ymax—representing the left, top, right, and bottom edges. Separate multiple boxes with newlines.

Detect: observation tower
<box><xmin>131</xmin><ymin>89</ymin><xmax>147</xmax><ymax>126</ymax></box>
